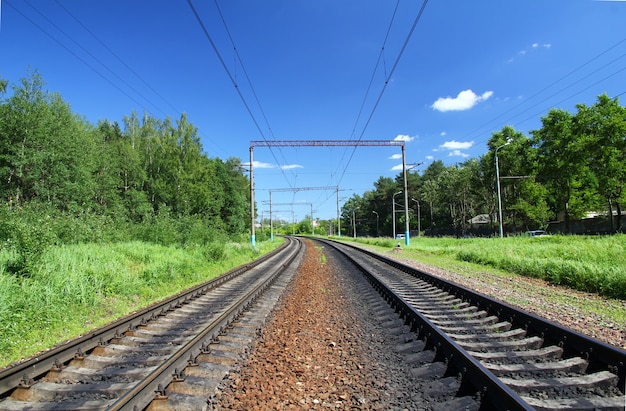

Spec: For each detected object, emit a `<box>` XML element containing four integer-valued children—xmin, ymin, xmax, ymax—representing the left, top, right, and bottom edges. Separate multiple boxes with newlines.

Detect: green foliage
<box><xmin>0</xmin><ymin>238</ymin><xmax>282</xmax><ymax>367</ymax></box>
<box><xmin>346</xmin><ymin>235</ymin><xmax>626</xmax><ymax>299</ymax></box>
<box><xmin>0</xmin><ymin>204</ymin><xmax>57</xmax><ymax>275</ymax></box>
<box><xmin>0</xmin><ymin>71</ymin><xmax>97</xmax><ymax>209</ymax></box>
<box><xmin>337</xmin><ymin>95</ymin><xmax>625</xmax><ymax>236</ymax></box>
<box><xmin>0</xmin><ymin>203</ymin><xmax>133</xmax><ymax>276</ymax></box>
<box><xmin>0</xmin><ymin>72</ymin><xmax>252</xmax><ymax>240</ymax></box>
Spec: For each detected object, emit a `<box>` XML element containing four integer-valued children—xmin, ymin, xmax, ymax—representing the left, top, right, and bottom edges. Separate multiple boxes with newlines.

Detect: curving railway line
<box><xmin>316</xmin><ymin>238</ymin><xmax>626</xmax><ymax>410</ymax></box>
<box><xmin>1</xmin><ymin>235</ymin><xmax>624</xmax><ymax>410</ymax></box>
<box><xmin>0</xmin><ymin>237</ymin><xmax>303</xmax><ymax>411</ymax></box>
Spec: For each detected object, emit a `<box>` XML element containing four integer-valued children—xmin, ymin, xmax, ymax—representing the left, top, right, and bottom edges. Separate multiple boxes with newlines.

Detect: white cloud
<box><xmin>431</xmin><ymin>90</ymin><xmax>493</xmax><ymax>112</ymax></box>
<box><xmin>425</xmin><ymin>155</ymin><xmax>434</xmax><ymax>161</ymax></box>
<box><xmin>439</xmin><ymin>140</ymin><xmax>474</xmax><ymax>150</ymax></box>
<box><xmin>394</xmin><ymin>134</ymin><xmax>415</xmax><ymax>142</ymax></box>
<box><xmin>440</xmin><ymin>131</ymin><xmax>446</xmax><ymax>136</ymax></box>
<box><xmin>508</xmin><ymin>42</ymin><xmax>552</xmax><ymax>63</ymax></box>
<box><xmin>434</xmin><ymin>140</ymin><xmax>474</xmax><ymax>158</ymax></box>
<box><xmin>391</xmin><ymin>163</ymin><xmax>404</xmax><ymax>171</ymax></box>
<box><xmin>388</xmin><ymin>153</ymin><xmax>402</xmax><ymax>160</ymax></box>
<box><xmin>242</xmin><ymin>161</ymin><xmax>274</xmax><ymax>169</ymax></box>
<box><xmin>280</xmin><ymin>164</ymin><xmax>303</xmax><ymax>170</ymax></box>
<box><xmin>448</xmin><ymin>150</ymin><xmax>469</xmax><ymax>158</ymax></box>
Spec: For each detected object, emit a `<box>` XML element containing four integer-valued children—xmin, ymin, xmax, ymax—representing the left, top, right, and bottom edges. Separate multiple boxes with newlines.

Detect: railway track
<box><xmin>0</xmin><ymin>237</ymin><xmax>303</xmax><ymax>411</ymax></box>
<box><xmin>317</xmin><ymin>238</ymin><xmax>626</xmax><ymax>411</ymax></box>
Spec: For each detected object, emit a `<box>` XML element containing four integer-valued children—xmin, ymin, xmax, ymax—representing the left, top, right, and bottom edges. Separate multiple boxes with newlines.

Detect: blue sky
<box><xmin>1</xmin><ymin>1</ymin><xmax>625</xmax><ymax>221</ymax></box>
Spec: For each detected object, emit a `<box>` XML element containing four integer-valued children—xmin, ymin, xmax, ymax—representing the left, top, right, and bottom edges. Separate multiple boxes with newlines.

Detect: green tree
<box><xmin>420</xmin><ymin>160</ymin><xmax>448</xmax><ymax>230</ymax></box>
<box><xmin>437</xmin><ymin>162</ymin><xmax>479</xmax><ymax>234</ymax></box>
<box><xmin>575</xmin><ymin>94</ymin><xmax>626</xmax><ymax>231</ymax></box>
<box><xmin>487</xmin><ymin>126</ymin><xmax>549</xmax><ymax>232</ymax></box>
<box><xmin>119</xmin><ymin>114</ymin><xmax>151</xmax><ymax>221</ymax></box>
<box><xmin>370</xmin><ymin>176</ymin><xmax>401</xmax><ymax>236</ymax></box>
<box><xmin>93</xmin><ymin>120</ymin><xmax>125</xmax><ymax>215</ymax></box>
<box><xmin>533</xmin><ymin>109</ymin><xmax>590</xmax><ymax>232</ymax></box>
<box><xmin>218</xmin><ymin>157</ymin><xmax>250</xmax><ymax>234</ymax></box>
<box><xmin>0</xmin><ymin>71</ymin><xmax>96</xmax><ymax>209</ymax></box>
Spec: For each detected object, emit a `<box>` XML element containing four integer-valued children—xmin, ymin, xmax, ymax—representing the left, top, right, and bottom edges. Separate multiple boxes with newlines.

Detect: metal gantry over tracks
<box><xmin>249</xmin><ymin>139</ymin><xmax>411</xmax><ymax>246</ymax></box>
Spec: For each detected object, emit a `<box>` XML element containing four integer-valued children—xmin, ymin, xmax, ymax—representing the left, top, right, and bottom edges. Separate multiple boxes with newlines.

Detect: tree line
<box><xmin>0</xmin><ymin>71</ymin><xmax>251</xmax><ymax>253</ymax></box>
<box><xmin>341</xmin><ymin>94</ymin><xmax>626</xmax><ymax>237</ymax></box>
<box><xmin>2</xmin><ymin>71</ymin><xmax>624</xmax><ymax>244</ymax></box>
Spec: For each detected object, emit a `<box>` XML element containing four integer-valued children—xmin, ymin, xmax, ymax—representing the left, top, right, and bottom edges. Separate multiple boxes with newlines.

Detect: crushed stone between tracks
<box><xmin>216</xmin><ymin>239</ymin><xmax>444</xmax><ymax>410</ymax></box>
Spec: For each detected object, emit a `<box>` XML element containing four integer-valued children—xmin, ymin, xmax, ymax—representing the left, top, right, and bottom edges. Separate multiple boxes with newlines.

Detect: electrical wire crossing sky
<box><xmin>1</xmin><ymin>0</ymin><xmax>624</xmax><ymax>219</ymax></box>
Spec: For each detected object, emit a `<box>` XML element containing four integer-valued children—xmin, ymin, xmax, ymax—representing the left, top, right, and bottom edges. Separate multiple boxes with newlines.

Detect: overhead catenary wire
<box><xmin>53</xmin><ymin>0</ymin><xmax>181</xmax><ymax>117</ymax></box>
<box><xmin>336</xmin><ymin>0</ymin><xmax>429</xmax><ymax>188</ymax></box>
<box><xmin>8</xmin><ymin>0</ymin><xmax>231</xmax><ymax>159</ymax></box>
<box><xmin>348</xmin><ymin>0</ymin><xmax>401</xmax><ymax>141</ymax></box>
<box><xmin>514</xmin><ymin>65</ymin><xmax>626</xmax><ymax>130</ymax></box>
<box><xmin>5</xmin><ymin>0</ymin><xmax>157</xmax><ymax>117</ymax></box>
<box><xmin>325</xmin><ymin>0</ymin><xmax>401</xmax><ymax>192</ymax></box>
<box><xmin>466</xmin><ymin>37</ymin><xmax>626</xmax><ymax>148</ymax></box>
<box><xmin>21</xmin><ymin>0</ymin><xmax>170</xmax><ymax>118</ymax></box>
<box><xmin>319</xmin><ymin>1</ymin><xmax>418</xmax><ymax>212</ymax></box>
<box><xmin>187</xmin><ymin>0</ymin><xmax>295</xmax><ymax>188</ymax></box>
<box><xmin>213</xmin><ymin>0</ymin><xmax>297</xmax><ymax>186</ymax></box>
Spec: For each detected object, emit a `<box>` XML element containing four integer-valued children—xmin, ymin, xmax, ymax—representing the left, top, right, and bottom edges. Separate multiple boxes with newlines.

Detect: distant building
<box><xmin>467</xmin><ymin>214</ymin><xmax>492</xmax><ymax>228</ymax></box>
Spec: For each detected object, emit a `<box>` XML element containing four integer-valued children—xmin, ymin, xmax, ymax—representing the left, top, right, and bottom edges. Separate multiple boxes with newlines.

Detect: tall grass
<box><xmin>348</xmin><ymin>235</ymin><xmax>626</xmax><ymax>300</ymax></box>
<box><xmin>0</xmin><ymin>239</ymin><xmax>280</xmax><ymax>367</ymax></box>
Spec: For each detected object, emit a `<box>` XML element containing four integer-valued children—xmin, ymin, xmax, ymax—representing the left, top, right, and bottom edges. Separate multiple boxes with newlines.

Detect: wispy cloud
<box><xmin>434</xmin><ymin>140</ymin><xmax>474</xmax><ymax>158</ymax></box>
<box><xmin>391</xmin><ymin>163</ymin><xmax>404</xmax><ymax>171</ymax></box>
<box><xmin>241</xmin><ymin>161</ymin><xmax>303</xmax><ymax>170</ymax></box>
<box><xmin>439</xmin><ymin>140</ymin><xmax>474</xmax><ymax>150</ymax></box>
<box><xmin>388</xmin><ymin>153</ymin><xmax>402</xmax><ymax>160</ymax></box>
<box><xmin>508</xmin><ymin>42</ymin><xmax>552</xmax><ymax>63</ymax></box>
<box><xmin>431</xmin><ymin>90</ymin><xmax>493</xmax><ymax>112</ymax></box>
<box><xmin>242</xmin><ymin>161</ymin><xmax>274</xmax><ymax>169</ymax></box>
<box><xmin>394</xmin><ymin>134</ymin><xmax>415</xmax><ymax>142</ymax></box>
<box><xmin>448</xmin><ymin>150</ymin><xmax>469</xmax><ymax>158</ymax></box>
<box><xmin>280</xmin><ymin>164</ymin><xmax>303</xmax><ymax>170</ymax></box>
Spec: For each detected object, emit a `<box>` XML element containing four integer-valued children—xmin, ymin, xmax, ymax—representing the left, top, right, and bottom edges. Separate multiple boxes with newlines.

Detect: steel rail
<box><xmin>324</xmin><ymin>239</ymin><xmax>626</xmax><ymax>390</ymax></box>
<box><xmin>0</xmin><ymin>237</ymin><xmax>292</xmax><ymax>399</ymax></box>
<box><xmin>106</xmin><ymin>236</ymin><xmax>303</xmax><ymax>410</ymax></box>
<box><xmin>317</xmin><ymin>238</ymin><xmax>533</xmax><ymax>410</ymax></box>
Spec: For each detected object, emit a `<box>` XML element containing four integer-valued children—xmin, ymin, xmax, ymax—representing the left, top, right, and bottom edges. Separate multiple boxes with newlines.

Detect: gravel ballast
<box><xmin>216</xmin><ymin>238</ymin><xmax>625</xmax><ymax>409</ymax></box>
<box><xmin>216</xmin><ymin>240</ymin><xmax>457</xmax><ymax>410</ymax></box>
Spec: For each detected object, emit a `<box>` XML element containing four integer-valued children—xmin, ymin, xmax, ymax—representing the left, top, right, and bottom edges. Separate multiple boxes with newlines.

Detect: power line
<box><xmin>467</xmin><ymin>37</ymin><xmax>626</xmax><ymax>147</ymax></box>
<box><xmin>54</xmin><ymin>0</ymin><xmax>181</xmax><ymax>117</ymax></box>
<box><xmin>13</xmin><ymin>0</ymin><xmax>231</xmax><ymax>158</ymax></box>
<box><xmin>514</xmin><ymin>65</ymin><xmax>626</xmax><ymax>129</ymax></box>
<box><xmin>186</xmin><ymin>0</ymin><xmax>294</xmax><ymax>187</ymax></box>
<box><xmin>327</xmin><ymin>0</ymin><xmax>401</xmax><ymax>189</ymax></box>
<box><xmin>22</xmin><ymin>0</ymin><xmax>170</xmax><ymax>118</ymax></box>
<box><xmin>349</xmin><ymin>0</ymin><xmax>401</xmax><ymax>142</ymax></box>
<box><xmin>55</xmin><ymin>0</ymin><xmax>231</xmax><ymax>159</ymax></box>
<box><xmin>213</xmin><ymin>0</ymin><xmax>295</xmax><ymax>184</ymax></box>
<box><xmin>5</xmin><ymin>0</ymin><xmax>154</xmax><ymax>116</ymax></box>
<box><xmin>337</xmin><ymin>0</ymin><xmax>429</xmax><ymax>187</ymax></box>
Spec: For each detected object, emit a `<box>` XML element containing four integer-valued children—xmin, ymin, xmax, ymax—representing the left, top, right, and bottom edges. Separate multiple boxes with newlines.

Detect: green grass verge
<box><xmin>331</xmin><ymin>235</ymin><xmax>626</xmax><ymax>330</ymax></box>
<box><xmin>337</xmin><ymin>235</ymin><xmax>626</xmax><ymax>300</ymax></box>
<box><xmin>0</xmin><ymin>239</ymin><xmax>282</xmax><ymax>368</ymax></box>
